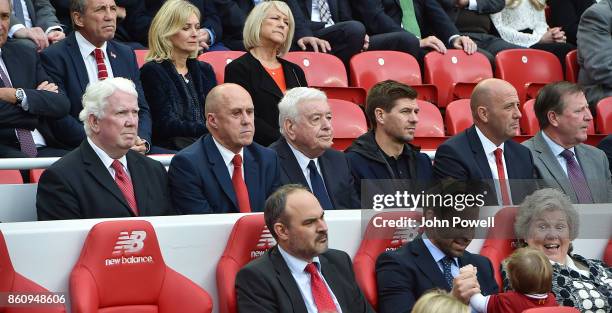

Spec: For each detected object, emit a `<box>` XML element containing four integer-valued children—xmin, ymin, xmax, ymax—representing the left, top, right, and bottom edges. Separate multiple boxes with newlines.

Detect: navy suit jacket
<box><xmin>168</xmin><ymin>134</ymin><xmax>281</xmax><ymax>214</ymax></box>
<box><xmin>213</xmin><ymin>0</ymin><xmax>254</xmax><ymax>50</ymax></box>
<box><xmin>40</xmin><ymin>32</ymin><xmax>152</xmax><ymax>148</ymax></box>
<box><xmin>269</xmin><ymin>137</ymin><xmax>360</xmax><ymax>209</ymax></box>
<box><xmin>376</xmin><ymin>238</ymin><xmax>499</xmax><ymax>313</ymax></box>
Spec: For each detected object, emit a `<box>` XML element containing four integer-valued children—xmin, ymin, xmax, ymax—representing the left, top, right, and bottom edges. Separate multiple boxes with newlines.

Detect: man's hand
<box><xmin>47</xmin><ymin>30</ymin><xmax>65</xmax><ymax>44</ymax></box>
<box><xmin>116</xmin><ymin>6</ymin><xmax>126</xmax><ymax>20</ymax></box>
<box><xmin>131</xmin><ymin>136</ymin><xmax>147</xmax><ymax>154</ymax></box>
<box><xmin>297</xmin><ymin>36</ymin><xmax>331</xmax><ymax>53</ymax></box>
<box><xmin>197</xmin><ymin>28</ymin><xmax>211</xmax><ymax>52</ymax></box>
<box><xmin>14</xmin><ymin>27</ymin><xmax>48</xmax><ymax>51</ymax></box>
<box><xmin>451</xmin><ymin>265</ymin><xmax>481</xmax><ymax>304</ymax></box>
<box><xmin>362</xmin><ymin>34</ymin><xmax>370</xmax><ymax>51</ymax></box>
<box><xmin>420</xmin><ymin>36</ymin><xmax>447</xmax><ymax>54</ymax></box>
<box><xmin>36</xmin><ymin>81</ymin><xmax>58</xmax><ymax>93</ymax></box>
<box><xmin>452</xmin><ymin>35</ymin><xmax>477</xmax><ymax>54</ymax></box>
<box><xmin>456</xmin><ymin>0</ymin><xmax>469</xmax><ymax>8</ymax></box>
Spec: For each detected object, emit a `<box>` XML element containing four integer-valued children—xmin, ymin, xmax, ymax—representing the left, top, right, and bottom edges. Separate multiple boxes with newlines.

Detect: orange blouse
<box><xmin>264</xmin><ymin>65</ymin><xmax>287</xmax><ymax>93</ymax></box>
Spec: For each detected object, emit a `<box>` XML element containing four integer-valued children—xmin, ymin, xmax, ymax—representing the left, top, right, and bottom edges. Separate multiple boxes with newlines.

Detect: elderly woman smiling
<box><xmin>506</xmin><ymin>188</ymin><xmax>612</xmax><ymax>312</ymax></box>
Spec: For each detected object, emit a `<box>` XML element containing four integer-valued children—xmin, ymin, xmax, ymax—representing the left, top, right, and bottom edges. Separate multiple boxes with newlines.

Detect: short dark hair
<box><xmin>365</xmin><ymin>80</ymin><xmax>417</xmax><ymax>129</ymax></box>
<box><xmin>534</xmin><ymin>81</ymin><xmax>584</xmax><ymax>129</ymax></box>
<box><xmin>264</xmin><ymin>184</ymin><xmax>309</xmax><ymax>240</ymax></box>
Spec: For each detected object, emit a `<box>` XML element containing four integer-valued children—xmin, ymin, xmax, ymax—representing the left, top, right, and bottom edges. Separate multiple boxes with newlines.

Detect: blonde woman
<box><xmin>140</xmin><ymin>0</ymin><xmax>217</xmax><ymax>150</ymax></box>
<box><xmin>411</xmin><ymin>289</ymin><xmax>470</xmax><ymax>313</ymax></box>
<box><xmin>224</xmin><ymin>1</ymin><xmax>307</xmax><ymax>146</ymax></box>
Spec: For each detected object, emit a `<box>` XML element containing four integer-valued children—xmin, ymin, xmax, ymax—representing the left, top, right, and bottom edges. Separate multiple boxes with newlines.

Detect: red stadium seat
<box><xmin>521</xmin><ymin>99</ymin><xmax>540</xmax><ymax>135</ymax></box>
<box><xmin>596</xmin><ymin>97</ymin><xmax>612</xmax><ymax>134</ymax></box>
<box><xmin>70</xmin><ymin>220</ymin><xmax>212</xmax><ymax>313</ymax></box>
<box><xmin>479</xmin><ymin>206</ymin><xmax>518</xmax><ymax>289</ymax></box>
<box><xmin>29</xmin><ymin>169</ymin><xmax>45</xmax><ymax>184</ymax></box>
<box><xmin>134</xmin><ymin>49</ymin><xmax>148</xmax><ymax>68</ymax></box>
<box><xmin>424</xmin><ymin>50</ymin><xmax>492</xmax><ymax>107</ymax></box>
<box><xmin>349</xmin><ymin>51</ymin><xmax>437</xmax><ymax>103</ymax></box>
<box><xmin>197</xmin><ymin>51</ymin><xmax>246</xmax><ymax>83</ymax></box>
<box><xmin>495</xmin><ymin>49</ymin><xmax>563</xmax><ymax>103</ymax></box>
<box><xmin>328</xmin><ymin>99</ymin><xmax>368</xmax><ymax>150</ymax></box>
<box><xmin>445</xmin><ymin>99</ymin><xmax>473</xmax><ymax>136</ymax></box>
<box><xmin>604</xmin><ymin>239</ymin><xmax>612</xmax><ymax>266</ymax></box>
<box><xmin>284</xmin><ymin>52</ymin><xmax>347</xmax><ymax>87</ymax></box>
<box><xmin>415</xmin><ymin>100</ymin><xmax>444</xmax><ymax>137</ymax></box>
<box><xmin>565</xmin><ymin>50</ymin><xmax>579</xmax><ymax>83</ymax></box>
<box><xmin>353</xmin><ymin>211</ymin><xmax>422</xmax><ymax>310</ymax></box>
<box><xmin>0</xmin><ymin>230</ymin><xmax>66</xmax><ymax>313</ymax></box>
<box><xmin>523</xmin><ymin>307</ymin><xmax>579</xmax><ymax>313</ymax></box>
<box><xmin>216</xmin><ymin>214</ymin><xmax>275</xmax><ymax>313</ymax></box>
<box><xmin>0</xmin><ymin>170</ymin><xmax>23</xmax><ymax>184</ymax></box>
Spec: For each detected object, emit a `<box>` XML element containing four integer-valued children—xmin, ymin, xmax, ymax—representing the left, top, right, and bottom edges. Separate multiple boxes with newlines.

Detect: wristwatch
<box><xmin>15</xmin><ymin>88</ymin><xmax>25</xmax><ymax>105</ymax></box>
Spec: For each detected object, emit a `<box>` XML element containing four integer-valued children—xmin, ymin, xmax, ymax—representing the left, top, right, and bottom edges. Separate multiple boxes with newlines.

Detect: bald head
<box><xmin>470</xmin><ymin>78</ymin><xmax>521</xmax><ymax>145</ymax></box>
<box><xmin>470</xmin><ymin>79</ymin><xmax>516</xmax><ymax>118</ymax></box>
<box><xmin>205</xmin><ymin>83</ymin><xmax>252</xmax><ymax>115</ymax></box>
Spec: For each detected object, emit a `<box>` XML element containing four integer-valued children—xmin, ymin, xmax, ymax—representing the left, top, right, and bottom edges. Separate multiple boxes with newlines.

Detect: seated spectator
<box><xmin>470</xmin><ymin>248</ymin><xmax>559</xmax><ymax>313</ymax></box>
<box><xmin>36</xmin><ymin>77</ymin><xmax>174</xmax><ymax>220</ymax></box>
<box><xmin>270</xmin><ymin>87</ymin><xmax>360</xmax><ymax>209</ymax></box>
<box><xmin>549</xmin><ymin>0</ymin><xmax>596</xmax><ymax>46</ymax></box>
<box><xmin>577</xmin><ymin>0</ymin><xmax>612</xmax><ymax>108</ymax></box>
<box><xmin>412</xmin><ymin>289</ymin><xmax>470</xmax><ymax>313</ymax></box>
<box><xmin>507</xmin><ymin>188</ymin><xmax>612</xmax><ymax>311</ymax></box>
<box><xmin>236</xmin><ymin>184</ymin><xmax>374</xmax><ymax>313</ymax></box>
<box><xmin>168</xmin><ymin>83</ymin><xmax>280</xmax><ymax>214</ymax></box>
<box><xmin>490</xmin><ymin>0</ymin><xmax>575</xmax><ymax>69</ymax></box>
<box><xmin>224</xmin><ymin>1</ymin><xmax>307</xmax><ymax>146</ymax></box>
<box><xmin>9</xmin><ymin>0</ymin><xmax>64</xmax><ymax>51</ymax></box>
<box><xmin>141</xmin><ymin>0</ymin><xmax>216</xmax><ymax>151</ymax></box>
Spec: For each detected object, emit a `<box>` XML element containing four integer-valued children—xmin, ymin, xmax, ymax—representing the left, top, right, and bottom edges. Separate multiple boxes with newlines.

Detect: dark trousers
<box><xmin>312</xmin><ymin>21</ymin><xmax>366</xmax><ymax>67</ymax></box>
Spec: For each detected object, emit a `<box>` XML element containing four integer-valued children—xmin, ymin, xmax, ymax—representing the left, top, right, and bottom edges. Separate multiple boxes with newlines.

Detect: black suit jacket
<box><xmin>40</xmin><ymin>32</ymin><xmax>152</xmax><ymax>148</ymax></box>
<box><xmin>224</xmin><ymin>52</ymin><xmax>307</xmax><ymax>146</ymax></box>
<box><xmin>213</xmin><ymin>0</ymin><xmax>254</xmax><ymax>50</ymax></box>
<box><xmin>36</xmin><ymin>140</ymin><xmax>174</xmax><ymax>220</ymax></box>
<box><xmin>269</xmin><ymin>137</ymin><xmax>360</xmax><ymax>209</ymax></box>
<box><xmin>436</xmin><ymin>0</ymin><xmax>504</xmax><ymax>22</ymax></box>
<box><xmin>286</xmin><ymin>0</ymin><xmax>354</xmax><ymax>39</ymax></box>
<box><xmin>236</xmin><ymin>246</ymin><xmax>375</xmax><ymax>313</ymax></box>
<box><xmin>376</xmin><ymin>238</ymin><xmax>499</xmax><ymax>313</ymax></box>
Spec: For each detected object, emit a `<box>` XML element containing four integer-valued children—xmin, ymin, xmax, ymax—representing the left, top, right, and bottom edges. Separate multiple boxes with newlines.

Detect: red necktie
<box><xmin>111</xmin><ymin>160</ymin><xmax>138</xmax><ymax>215</ymax></box>
<box><xmin>93</xmin><ymin>48</ymin><xmax>108</xmax><ymax>80</ymax></box>
<box><xmin>494</xmin><ymin>148</ymin><xmax>511</xmax><ymax>205</ymax></box>
<box><xmin>232</xmin><ymin>154</ymin><xmax>251</xmax><ymax>213</ymax></box>
<box><xmin>304</xmin><ymin>263</ymin><xmax>337</xmax><ymax>313</ymax></box>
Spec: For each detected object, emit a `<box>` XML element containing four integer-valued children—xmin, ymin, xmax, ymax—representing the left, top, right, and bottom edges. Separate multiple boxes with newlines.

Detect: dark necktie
<box><xmin>93</xmin><ymin>48</ymin><xmax>108</xmax><ymax>80</ymax></box>
<box><xmin>494</xmin><ymin>148</ymin><xmax>511</xmax><ymax>205</ymax></box>
<box><xmin>304</xmin><ymin>262</ymin><xmax>337</xmax><ymax>313</ymax></box>
<box><xmin>232</xmin><ymin>154</ymin><xmax>251</xmax><ymax>213</ymax></box>
<box><xmin>0</xmin><ymin>64</ymin><xmax>37</xmax><ymax>157</ymax></box>
<box><xmin>308</xmin><ymin>160</ymin><xmax>333</xmax><ymax>209</ymax></box>
<box><xmin>316</xmin><ymin>0</ymin><xmax>334</xmax><ymax>26</ymax></box>
<box><xmin>441</xmin><ymin>256</ymin><xmax>454</xmax><ymax>289</ymax></box>
<box><xmin>12</xmin><ymin>0</ymin><xmax>25</xmax><ymax>24</ymax></box>
<box><xmin>560</xmin><ymin>149</ymin><xmax>593</xmax><ymax>203</ymax></box>
<box><xmin>111</xmin><ymin>160</ymin><xmax>138</xmax><ymax>215</ymax></box>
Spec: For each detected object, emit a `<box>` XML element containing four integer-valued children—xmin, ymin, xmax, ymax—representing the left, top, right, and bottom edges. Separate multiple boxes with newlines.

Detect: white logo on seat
<box><xmin>250</xmin><ymin>227</ymin><xmax>276</xmax><ymax>259</ymax></box>
<box><xmin>388</xmin><ymin>226</ymin><xmax>419</xmax><ymax>251</ymax></box>
<box><xmin>112</xmin><ymin>231</ymin><xmax>147</xmax><ymax>255</ymax></box>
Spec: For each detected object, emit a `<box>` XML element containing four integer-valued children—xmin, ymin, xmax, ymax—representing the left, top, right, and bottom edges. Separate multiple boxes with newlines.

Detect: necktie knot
<box><xmin>307</xmin><ymin>160</ymin><xmax>317</xmax><ymax>172</ymax></box>
<box><xmin>494</xmin><ymin>148</ymin><xmax>503</xmax><ymax>159</ymax></box>
<box><xmin>442</xmin><ymin>256</ymin><xmax>454</xmax><ymax>267</ymax></box>
<box><xmin>560</xmin><ymin>149</ymin><xmax>574</xmax><ymax>160</ymax></box>
<box><xmin>94</xmin><ymin>48</ymin><xmax>104</xmax><ymax>59</ymax></box>
<box><xmin>305</xmin><ymin>262</ymin><xmax>319</xmax><ymax>275</ymax></box>
<box><xmin>111</xmin><ymin>159</ymin><xmax>138</xmax><ymax>215</ymax></box>
<box><xmin>232</xmin><ymin>154</ymin><xmax>242</xmax><ymax>167</ymax></box>
<box><xmin>111</xmin><ymin>160</ymin><xmax>123</xmax><ymax>173</ymax></box>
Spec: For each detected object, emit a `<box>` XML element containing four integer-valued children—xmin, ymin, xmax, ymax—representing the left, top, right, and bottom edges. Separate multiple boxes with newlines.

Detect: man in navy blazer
<box><xmin>433</xmin><ymin>78</ymin><xmax>537</xmax><ymax>205</ymax></box>
<box><xmin>40</xmin><ymin>0</ymin><xmax>152</xmax><ymax>152</ymax></box>
<box><xmin>168</xmin><ymin>84</ymin><xmax>281</xmax><ymax>214</ymax></box>
<box><xmin>270</xmin><ymin>87</ymin><xmax>360</xmax><ymax>210</ymax></box>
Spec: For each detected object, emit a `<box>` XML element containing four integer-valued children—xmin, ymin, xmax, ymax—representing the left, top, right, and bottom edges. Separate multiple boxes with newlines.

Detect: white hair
<box><xmin>79</xmin><ymin>77</ymin><xmax>138</xmax><ymax>136</ymax></box>
<box><xmin>277</xmin><ymin>87</ymin><xmax>327</xmax><ymax>136</ymax></box>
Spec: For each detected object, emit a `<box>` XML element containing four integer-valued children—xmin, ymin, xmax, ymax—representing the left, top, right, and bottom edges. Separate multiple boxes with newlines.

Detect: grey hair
<box><xmin>70</xmin><ymin>0</ymin><xmax>87</xmax><ymax>15</ymax></box>
<box><xmin>515</xmin><ymin>188</ymin><xmax>580</xmax><ymax>241</ymax></box>
<box><xmin>278</xmin><ymin>87</ymin><xmax>327</xmax><ymax>136</ymax></box>
<box><xmin>264</xmin><ymin>184</ymin><xmax>310</xmax><ymax>240</ymax></box>
<box><xmin>79</xmin><ymin>77</ymin><xmax>138</xmax><ymax>137</ymax></box>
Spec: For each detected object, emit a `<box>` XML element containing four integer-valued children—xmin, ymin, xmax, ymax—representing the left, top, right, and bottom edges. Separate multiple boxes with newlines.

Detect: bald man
<box><xmin>433</xmin><ymin>78</ymin><xmax>536</xmax><ymax>205</ymax></box>
<box><xmin>168</xmin><ymin>83</ymin><xmax>281</xmax><ymax>214</ymax></box>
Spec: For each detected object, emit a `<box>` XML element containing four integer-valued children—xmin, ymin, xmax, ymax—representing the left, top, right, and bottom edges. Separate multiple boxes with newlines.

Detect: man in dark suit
<box><xmin>36</xmin><ymin>77</ymin><xmax>174</xmax><ymax>220</ymax></box>
<box><xmin>376</xmin><ymin>200</ymin><xmax>498</xmax><ymax>313</ymax></box>
<box><xmin>9</xmin><ymin>0</ymin><xmax>64</xmax><ymax>51</ymax></box>
<box><xmin>168</xmin><ymin>83</ymin><xmax>281</xmax><ymax>214</ymax></box>
<box><xmin>212</xmin><ymin>0</ymin><xmax>252</xmax><ymax>50</ymax></box>
<box><xmin>433</xmin><ymin>78</ymin><xmax>537</xmax><ymax>205</ymax></box>
<box><xmin>236</xmin><ymin>184</ymin><xmax>374</xmax><ymax>313</ymax></box>
<box><xmin>0</xmin><ymin>0</ymin><xmax>71</xmax><ymax>159</ymax></box>
<box><xmin>270</xmin><ymin>87</ymin><xmax>359</xmax><ymax>210</ymax></box>
<box><xmin>40</xmin><ymin>0</ymin><xmax>152</xmax><ymax>152</ymax></box>
<box><xmin>598</xmin><ymin>135</ymin><xmax>612</xmax><ymax>175</ymax></box>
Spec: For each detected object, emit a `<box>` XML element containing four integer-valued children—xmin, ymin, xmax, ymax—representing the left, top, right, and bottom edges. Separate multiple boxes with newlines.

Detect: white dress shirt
<box><xmin>475</xmin><ymin>126</ymin><xmax>513</xmax><ymax>205</ymax></box>
<box><xmin>212</xmin><ymin>136</ymin><xmax>244</xmax><ymax>179</ymax></box>
<box><xmin>541</xmin><ymin>130</ymin><xmax>577</xmax><ymax>177</ymax></box>
<box><xmin>8</xmin><ymin>0</ymin><xmax>63</xmax><ymax>37</ymax></box>
<box><xmin>75</xmin><ymin>31</ymin><xmax>114</xmax><ymax>84</ymax></box>
<box><xmin>87</xmin><ymin>138</ymin><xmax>130</xmax><ymax>179</ymax></box>
<box><xmin>310</xmin><ymin>0</ymin><xmax>334</xmax><ymax>27</ymax></box>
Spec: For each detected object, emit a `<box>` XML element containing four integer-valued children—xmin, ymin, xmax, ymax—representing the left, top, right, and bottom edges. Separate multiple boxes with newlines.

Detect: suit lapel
<box><xmin>466</xmin><ymin>126</ymin><xmax>493</xmax><ymax>179</ymax></box>
<box><xmin>270</xmin><ymin>247</ymin><xmax>309</xmax><ymax>313</ymax></box>
<box><xmin>66</xmin><ymin>33</ymin><xmax>89</xmax><ymax>93</ymax></box>
<box><xmin>26</xmin><ymin>0</ymin><xmax>36</xmax><ymax>24</ymax></box>
<box><xmin>2</xmin><ymin>44</ymin><xmax>24</xmax><ymax>87</ymax></box>
<box><xmin>281</xmin><ymin>58</ymin><xmax>304</xmax><ymax>88</ymax></box>
<box><xmin>248</xmin><ymin>53</ymin><xmax>283</xmax><ymax>99</ymax></box>
<box><xmin>532</xmin><ymin>133</ymin><xmax>574</xmax><ymax>196</ymax></box>
<box><xmin>243</xmin><ymin>147</ymin><xmax>260</xmax><ymax>209</ymax></box>
<box><xmin>204</xmin><ymin>135</ymin><xmax>238</xmax><ymax>209</ymax></box>
<box><xmin>411</xmin><ymin>239</ymin><xmax>450</xmax><ymax>291</ymax></box>
<box><xmin>126</xmin><ymin>151</ymin><xmax>148</xmax><ymax>215</ymax></box>
<box><xmin>328</xmin><ymin>0</ymin><xmax>338</xmax><ymax>21</ymax></box>
<box><xmin>305</xmin><ymin>0</ymin><xmax>313</xmax><ymax>19</ymax></box>
<box><xmin>277</xmin><ymin>138</ymin><xmax>309</xmax><ymax>187</ymax></box>
<box><xmin>106</xmin><ymin>42</ymin><xmax>121</xmax><ymax>77</ymax></box>
<box><xmin>318</xmin><ymin>152</ymin><xmax>338</xmax><ymax>208</ymax></box>
<box><xmin>320</xmin><ymin>254</ymin><xmax>349</xmax><ymax>311</ymax></box>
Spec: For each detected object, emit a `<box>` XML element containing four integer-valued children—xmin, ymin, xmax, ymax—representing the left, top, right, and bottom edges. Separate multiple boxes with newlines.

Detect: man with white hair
<box><xmin>270</xmin><ymin>87</ymin><xmax>359</xmax><ymax>209</ymax></box>
<box><xmin>36</xmin><ymin>77</ymin><xmax>174</xmax><ymax>220</ymax></box>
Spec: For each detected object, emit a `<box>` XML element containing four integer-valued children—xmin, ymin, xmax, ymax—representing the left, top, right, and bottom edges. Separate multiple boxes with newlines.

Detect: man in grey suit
<box><xmin>577</xmin><ymin>0</ymin><xmax>612</xmax><ymax>108</ymax></box>
<box><xmin>523</xmin><ymin>82</ymin><xmax>612</xmax><ymax>203</ymax></box>
<box><xmin>9</xmin><ymin>0</ymin><xmax>64</xmax><ymax>51</ymax></box>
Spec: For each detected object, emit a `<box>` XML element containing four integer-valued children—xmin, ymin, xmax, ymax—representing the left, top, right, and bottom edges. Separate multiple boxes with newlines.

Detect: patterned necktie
<box><xmin>232</xmin><ymin>154</ymin><xmax>251</xmax><ymax>213</ymax></box>
<box><xmin>308</xmin><ymin>160</ymin><xmax>333</xmax><ymax>209</ymax></box>
<box><xmin>93</xmin><ymin>48</ymin><xmax>108</xmax><ymax>80</ymax></box>
<box><xmin>399</xmin><ymin>0</ymin><xmax>421</xmax><ymax>38</ymax></box>
<box><xmin>316</xmin><ymin>0</ymin><xmax>334</xmax><ymax>26</ymax></box>
<box><xmin>0</xmin><ymin>64</ymin><xmax>37</xmax><ymax>157</ymax></box>
<box><xmin>494</xmin><ymin>148</ymin><xmax>511</xmax><ymax>205</ymax></box>
<box><xmin>111</xmin><ymin>160</ymin><xmax>138</xmax><ymax>215</ymax></box>
<box><xmin>441</xmin><ymin>256</ymin><xmax>454</xmax><ymax>289</ymax></box>
<box><xmin>560</xmin><ymin>149</ymin><xmax>593</xmax><ymax>203</ymax></box>
<box><xmin>304</xmin><ymin>263</ymin><xmax>337</xmax><ymax>313</ymax></box>
<box><xmin>12</xmin><ymin>0</ymin><xmax>25</xmax><ymax>24</ymax></box>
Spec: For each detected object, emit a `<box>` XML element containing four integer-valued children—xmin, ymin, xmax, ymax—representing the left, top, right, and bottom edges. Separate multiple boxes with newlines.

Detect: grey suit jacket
<box><xmin>523</xmin><ymin>131</ymin><xmax>612</xmax><ymax>203</ymax></box>
<box><xmin>577</xmin><ymin>0</ymin><xmax>612</xmax><ymax>106</ymax></box>
<box><xmin>9</xmin><ymin>0</ymin><xmax>61</xmax><ymax>31</ymax></box>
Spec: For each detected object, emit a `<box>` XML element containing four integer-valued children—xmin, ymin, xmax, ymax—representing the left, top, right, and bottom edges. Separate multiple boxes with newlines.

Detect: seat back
<box><xmin>604</xmin><ymin>239</ymin><xmax>612</xmax><ymax>266</ymax></box>
<box><xmin>353</xmin><ymin>211</ymin><xmax>422</xmax><ymax>310</ymax></box>
<box><xmin>445</xmin><ymin>99</ymin><xmax>473</xmax><ymax>136</ymax></box>
<box><xmin>520</xmin><ymin>99</ymin><xmax>539</xmax><ymax>135</ymax></box>
<box><xmin>284</xmin><ymin>52</ymin><xmax>348</xmax><ymax>87</ymax></box>
<box><xmin>415</xmin><ymin>100</ymin><xmax>444</xmax><ymax>137</ymax></box>
<box><xmin>565</xmin><ymin>50</ymin><xmax>579</xmax><ymax>83</ymax></box>
<box><xmin>350</xmin><ymin>51</ymin><xmax>422</xmax><ymax>91</ymax></box>
<box><xmin>216</xmin><ymin>214</ymin><xmax>275</xmax><ymax>313</ymax></box>
<box><xmin>0</xmin><ymin>170</ymin><xmax>23</xmax><ymax>184</ymax></box>
<box><xmin>523</xmin><ymin>307</ymin><xmax>580</xmax><ymax>313</ymax></box>
<box><xmin>596</xmin><ymin>97</ymin><xmax>612</xmax><ymax>134</ymax></box>
<box><xmin>424</xmin><ymin>50</ymin><xmax>492</xmax><ymax>107</ymax></box>
<box><xmin>495</xmin><ymin>49</ymin><xmax>563</xmax><ymax>103</ymax></box>
<box><xmin>29</xmin><ymin>169</ymin><xmax>45</xmax><ymax>183</ymax></box>
<box><xmin>479</xmin><ymin>206</ymin><xmax>518</xmax><ymax>290</ymax></box>
<box><xmin>197</xmin><ymin>51</ymin><xmax>246</xmax><ymax>83</ymax></box>
<box><xmin>70</xmin><ymin>220</ymin><xmax>212</xmax><ymax>313</ymax></box>
<box><xmin>134</xmin><ymin>49</ymin><xmax>148</xmax><ymax>69</ymax></box>
<box><xmin>328</xmin><ymin>99</ymin><xmax>368</xmax><ymax>151</ymax></box>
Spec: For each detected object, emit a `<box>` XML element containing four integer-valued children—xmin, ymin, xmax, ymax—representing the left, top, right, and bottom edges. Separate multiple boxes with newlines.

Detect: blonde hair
<box><xmin>243</xmin><ymin>1</ymin><xmax>295</xmax><ymax>56</ymax></box>
<box><xmin>146</xmin><ymin>0</ymin><xmax>201</xmax><ymax>62</ymax></box>
<box><xmin>506</xmin><ymin>0</ymin><xmax>546</xmax><ymax>11</ymax></box>
<box><xmin>505</xmin><ymin>248</ymin><xmax>553</xmax><ymax>294</ymax></box>
<box><xmin>411</xmin><ymin>289</ymin><xmax>470</xmax><ymax>313</ymax></box>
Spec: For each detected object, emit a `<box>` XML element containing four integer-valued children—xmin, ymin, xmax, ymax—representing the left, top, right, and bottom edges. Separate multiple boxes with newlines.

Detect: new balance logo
<box><xmin>112</xmin><ymin>231</ymin><xmax>147</xmax><ymax>255</ymax></box>
<box><xmin>387</xmin><ymin>227</ymin><xmax>418</xmax><ymax>251</ymax></box>
<box><xmin>250</xmin><ymin>227</ymin><xmax>276</xmax><ymax>259</ymax></box>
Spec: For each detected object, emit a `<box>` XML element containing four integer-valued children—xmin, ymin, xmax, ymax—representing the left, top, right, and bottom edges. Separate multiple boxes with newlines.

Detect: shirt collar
<box><xmin>541</xmin><ymin>130</ymin><xmax>575</xmax><ymax>157</ymax></box>
<box><xmin>287</xmin><ymin>141</ymin><xmax>319</xmax><ymax>172</ymax></box>
<box><xmin>475</xmin><ymin>125</ymin><xmax>505</xmax><ymax>155</ymax></box>
<box><xmin>278</xmin><ymin>245</ymin><xmax>321</xmax><ymax>274</ymax></box>
<box><xmin>422</xmin><ymin>233</ymin><xmax>458</xmax><ymax>265</ymax></box>
<box><xmin>212</xmin><ymin>136</ymin><xmax>244</xmax><ymax>167</ymax></box>
<box><xmin>75</xmin><ymin>31</ymin><xmax>108</xmax><ymax>60</ymax></box>
<box><xmin>87</xmin><ymin>137</ymin><xmax>128</xmax><ymax>171</ymax></box>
